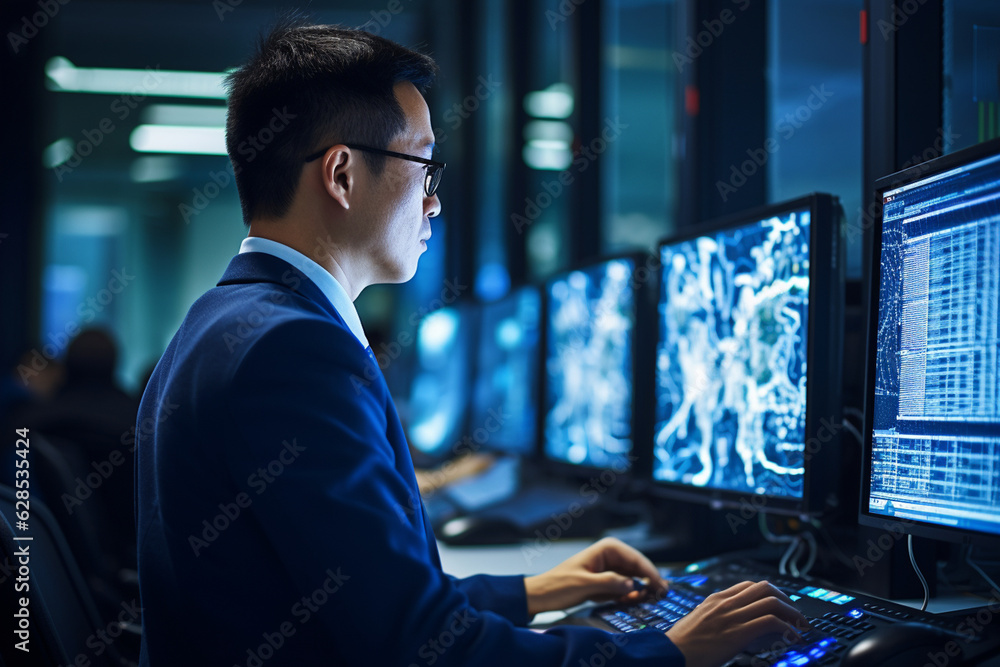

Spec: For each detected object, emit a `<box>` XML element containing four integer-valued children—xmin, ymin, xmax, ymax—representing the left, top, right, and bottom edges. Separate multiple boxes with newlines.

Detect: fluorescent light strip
<box><xmin>43</xmin><ymin>138</ymin><xmax>74</xmax><ymax>168</ymax></box>
<box><xmin>46</xmin><ymin>57</ymin><xmax>227</xmax><ymax>99</ymax></box>
<box><xmin>130</xmin><ymin>125</ymin><xmax>227</xmax><ymax>155</ymax></box>
<box><xmin>142</xmin><ymin>104</ymin><xmax>228</xmax><ymax>126</ymax></box>
<box><xmin>522</xmin><ymin>143</ymin><xmax>572</xmax><ymax>171</ymax></box>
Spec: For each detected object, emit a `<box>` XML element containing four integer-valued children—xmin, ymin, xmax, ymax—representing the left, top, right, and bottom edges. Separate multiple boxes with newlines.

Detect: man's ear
<box><xmin>321</xmin><ymin>146</ymin><xmax>354</xmax><ymax>210</ymax></box>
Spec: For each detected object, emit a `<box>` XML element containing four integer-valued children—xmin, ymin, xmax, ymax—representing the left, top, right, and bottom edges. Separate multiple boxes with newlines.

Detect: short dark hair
<box><xmin>224</xmin><ymin>20</ymin><xmax>438</xmax><ymax>224</ymax></box>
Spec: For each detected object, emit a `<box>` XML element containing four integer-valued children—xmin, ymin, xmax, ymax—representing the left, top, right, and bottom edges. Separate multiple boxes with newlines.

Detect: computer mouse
<box><xmin>438</xmin><ymin>514</ymin><xmax>525</xmax><ymax>546</ymax></box>
<box><xmin>839</xmin><ymin>622</ymin><xmax>960</xmax><ymax>667</ymax></box>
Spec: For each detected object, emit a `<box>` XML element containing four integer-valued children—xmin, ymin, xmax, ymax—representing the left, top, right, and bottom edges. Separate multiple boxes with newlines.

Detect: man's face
<box><xmin>359</xmin><ymin>81</ymin><xmax>441</xmax><ymax>283</ymax></box>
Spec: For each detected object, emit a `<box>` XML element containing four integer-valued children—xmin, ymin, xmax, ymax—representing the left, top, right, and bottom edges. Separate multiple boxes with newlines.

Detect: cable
<box><xmin>759</xmin><ymin>512</ymin><xmax>797</xmax><ymax>544</ymax></box>
<box><xmin>843</xmin><ymin>407</ymin><xmax>865</xmax><ymax>423</ymax></box>
<box><xmin>908</xmin><ymin>534</ymin><xmax>930</xmax><ymax>612</ymax></box>
<box><xmin>779</xmin><ymin>537</ymin><xmax>802</xmax><ymax>577</ymax></box>
<box><xmin>841</xmin><ymin>420</ymin><xmax>864</xmax><ymax>448</ymax></box>
<box><xmin>800</xmin><ymin>531</ymin><xmax>819</xmax><ymax>578</ymax></box>
<box><xmin>967</xmin><ymin>546</ymin><xmax>1000</xmax><ymax>595</ymax></box>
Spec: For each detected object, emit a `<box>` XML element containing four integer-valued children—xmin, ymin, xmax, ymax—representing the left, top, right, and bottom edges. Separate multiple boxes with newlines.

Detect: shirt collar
<box><xmin>238</xmin><ymin>236</ymin><xmax>370</xmax><ymax>350</ymax></box>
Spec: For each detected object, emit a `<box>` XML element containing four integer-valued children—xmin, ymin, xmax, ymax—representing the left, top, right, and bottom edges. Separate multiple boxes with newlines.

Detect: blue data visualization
<box><xmin>653</xmin><ymin>209</ymin><xmax>812</xmax><ymax>500</ymax></box>
<box><xmin>544</xmin><ymin>258</ymin><xmax>635</xmax><ymax>469</ymax></box>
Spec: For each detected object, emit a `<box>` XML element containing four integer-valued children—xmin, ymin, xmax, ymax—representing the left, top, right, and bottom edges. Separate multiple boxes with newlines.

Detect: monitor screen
<box><xmin>863</xmin><ymin>146</ymin><xmax>1000</xmax><ymax>542</ymax></box>
<box><xmin>408</xmin><ymin>304</ymin><xmax>476</xmax><ymax>458</ymax></box>
<box><xmin>469</xmin><ymin>286</ymin><xmax>541</xmax><ymax>455</ymax></box>
<box><xmin>543</xmin><ymin>257</ymin><xmax>636</xmax><ymax>469</ymax></box>
<box><xmin>652</xmin><ymin>207</ymin><xmax>812</xmax><ymax>500</ymax></box>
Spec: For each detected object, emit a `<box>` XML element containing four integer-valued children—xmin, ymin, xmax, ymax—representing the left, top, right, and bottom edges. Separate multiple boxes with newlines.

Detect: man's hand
<box><xmin>523</xmin><ymin>537</ymin><xmax>668</xmax><ymax>616</ymax></box>
<box><xmin>665</xmin><ymin>580</ymin><xmax>809</xmax><ymax>667</ymax></box>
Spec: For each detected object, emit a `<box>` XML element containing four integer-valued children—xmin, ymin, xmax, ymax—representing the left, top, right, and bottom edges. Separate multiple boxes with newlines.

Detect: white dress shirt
<box><xmin>239</xmin><ymin>236</ymin><xmax>370</xmax><ymax>350</ymax></box>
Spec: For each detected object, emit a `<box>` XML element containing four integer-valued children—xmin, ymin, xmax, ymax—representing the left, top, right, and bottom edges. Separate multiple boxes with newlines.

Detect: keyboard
<box><xmin>587</xmin><ymin>556</ymin><xmax>1000</xmax><ymax>666</ymax></box>
<box><xmin>596</xmin><ymin>581</ymin><xmax>851</xmax><ymax>665</ymax></box>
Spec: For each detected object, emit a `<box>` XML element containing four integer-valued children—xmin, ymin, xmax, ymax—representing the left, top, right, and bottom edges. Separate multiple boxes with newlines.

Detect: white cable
<box><xmin>843</xmin><ymin>407</ymin><xmax>865</xmax><ymax>422</ymax></box>
<box><xmin>908</xmin><ymin>534</ymin><xmax>930</xmax><ymax>612</ymax></box>
<box><xmin>788</xmin><ymin>539</ymin><xmax>804</xmax><ymax>578</ymax></box>
<box><xmin>841</xmin><ymin>420</ymin><xmax>864</xmax><ymax>448</ymax></box>
<box><xmin>779</xmin><ymin>537</ymin><xmax>801</xmax><ymax>577</ymax></box>
<box><xmin>800</xmin><ymin>531</ymin><xmax>819</xmax><ymax>578</ymax></box>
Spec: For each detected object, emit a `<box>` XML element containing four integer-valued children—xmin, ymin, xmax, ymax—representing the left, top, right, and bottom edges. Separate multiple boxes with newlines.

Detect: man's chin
<box><xmin>381</xmin><ymin>259</ymin><xmax>421</xmax><ymax>285</ymax></box>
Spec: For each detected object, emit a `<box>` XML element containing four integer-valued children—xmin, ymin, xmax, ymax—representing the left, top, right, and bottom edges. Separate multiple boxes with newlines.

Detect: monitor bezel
<box><xmin>647</xmin><ymin>193</ymin><xmax>845</xmax><ymax>518</ymax></box>
<box><xmin>536</xmin><ymin>251</ymin><xmax>656</xmax><ymax>481</ymax></box>
<box><xmin>859</xmin><ymin>137</ymin><xmax>1000</xmax><ymax>547</ymax></box>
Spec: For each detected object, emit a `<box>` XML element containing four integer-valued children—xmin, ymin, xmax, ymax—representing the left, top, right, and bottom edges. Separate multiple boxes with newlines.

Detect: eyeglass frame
<box><xmin>303</xmin><ymin>143</ymin><xmax>446</xmax><ymax>197</ymax></box>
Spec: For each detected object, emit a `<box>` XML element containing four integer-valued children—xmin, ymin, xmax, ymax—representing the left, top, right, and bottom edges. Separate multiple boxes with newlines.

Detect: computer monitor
<box><xmin>542</xmin><ymin>255</ymin><xmax>648</xmax><ymax>471</ymax></box>
<box><xmin>469</xmin><ymin>285</ymin><xmax>542</xmax><ymax>456</ymax></box>
<box><xmin>650</xmin><ymin>194</ymin><xmax>844</xmax><ymax>516</ymax></box>
<box><xmin>860</xmin><ymin>139</ymin><xmax>1000</xmax><ymax>546</ymax></box>
<box><xmin>407</xmin><ymin>302</ymin><xmax>477</xmax><ymax>459</ymax></box>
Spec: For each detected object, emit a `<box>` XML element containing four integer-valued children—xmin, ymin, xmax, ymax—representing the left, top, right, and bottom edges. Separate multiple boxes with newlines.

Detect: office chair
<box><xmin>0</xmin><ymin>485</ymin><xmax>139</xmax><ymax>667</ymax></box>
<box><xmin>27</xmin><ymin>434</ymin><xmax>138</xmax><ymax>618</ymax></box>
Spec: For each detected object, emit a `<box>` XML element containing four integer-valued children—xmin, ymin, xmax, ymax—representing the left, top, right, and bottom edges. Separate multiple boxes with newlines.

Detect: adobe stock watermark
<box><xmin>235</xmin><ymin>566</ymin><xmax>350</xmax><ymax>667</ymax></box>
<box><xmin>212</xmin><ymin>0</ymin><xmax>243</xmax><ymax>21</ymax></box>
<box><xmin>179</xmin><ymin>106</ymin><xmax>297</xmax><ymax>224</ymax></box>
<box><xmin>875</xmin><ymin>0</ymin><xmax>932</xmax><ymax>41</ymax></box>
<box><xmin>188</xmin><ymin>438</ymin><xmax>306</xmax><ymax>556</ymax></box>
<box><xmin>16</xmin><ymin>267</ymin><xmax>136</xmax><ymax>386</ymax></box>
<box><xmin>59</xmin><ymin>599</ymin><xmax>142</xmax><ymax>667</ymax></box>
<box><xmin>53</xmin><ymin>68</ymin><xmax>166</xmax><ymax>181</ymax></box>
<box><xmin>221</xmin><ymin>269</ymin><xmax>304</xmax><ymax>353</ymax></box>
<box><xmin>852</xmin><ymin>516</ymin><xmax>916</xmax><ymax>577</ymax></box>
<box><xmin>438</xmin><ymin>75</ymin><xmax>502</xmax><ymax>138</ymax></box>
<box><xmin>7</xmin><ymin>0</ymin><xmax>71</xmax><ymax>55</ymax></box>
<box><xmin>358</xmin><ymin>0</ymin><xmax>417</xmax><ymax>35</ymax></box>
<box><xmin>578</xmin><ymin>633</ymin><xmax>634</xmax><ymax>667</ymax></box>
<box><xmin>845</xmin><ymin>126</ymin><xmax>959</xmax><ymax>247</ymax></box>
<box><xmin>348</xmin><ymin>276</ymin><xmax>470</xmax><ymax>394</ymax></box>
<box><xmin>716</xmin><ymin>83</ymin><xmax>834</xmax><ymax>202</ymax></box>
<box><xmin>393</xmin><ymin>407</ymin><xmax>510</xmax><ymax>524</ymax></box>
<box><xmin>921</xmin><ymin>591</ymin><xmax>1000</xmax><ymax>667</ymax></box>
<box><xmin>406</xmin><ymin>608</ymin><xmax>479</xmax><ymax>666</ymax></box>
<box><xmin>672</xmin><ymin>0</ymin><xmax>752</xmax><ymax>73</ymax></box>
<box><xmin>725</xmin><ymin>416</ymin><xmax>842</xmax><ymax>534</ymax></box>
<box><xmin>511</xmin><ymin>117</ymin><xmax>629</xmax><ymax>234</ymax></box>
<box><xmin>414</xmin><ymin>407</ymin><xmax>510</xmax><ymax>496</ymax></box>
<box><xmin>61</xmin><ymin>394</ymin><xmax>180</xmax><ymax>515</ymax></box>
<box><xmin>520</xmin><ymin>453</ymin><xmax>636</xmax><ymax>565</ymax></box>
<box><xmin>545</xmin><ymin>0</ymin><xmax>586</xmax><ymax>30</ymax></box>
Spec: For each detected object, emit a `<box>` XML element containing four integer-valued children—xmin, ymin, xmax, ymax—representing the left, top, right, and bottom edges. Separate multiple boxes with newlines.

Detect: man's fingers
<box><xmin>727</xmin><ymin>582</ymin><xmax>806</xmax><ymax>625</ymax></box>
<box><xmin>736</xmin><ymin>594</ymin><xmax>808</xmax><ymax>630</ymax></box>
<box><xmin>595</xmin><ymin>538</ymin><xmax>667</xmax><ymax>589</ymax></box>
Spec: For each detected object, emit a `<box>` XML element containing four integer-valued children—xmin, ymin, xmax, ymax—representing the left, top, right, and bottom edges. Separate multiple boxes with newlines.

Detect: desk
<box><xmin>437</xmin><ymin>540</ymin><xmax>1000</xmax><ymax>664</ymax></box>
<box><xmin>436</xmin><ymin>539</ymin><xmax>593</xmax><ymax>579</ymax></box>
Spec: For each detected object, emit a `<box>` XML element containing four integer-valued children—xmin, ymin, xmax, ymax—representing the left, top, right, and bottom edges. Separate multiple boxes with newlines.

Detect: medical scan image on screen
<box><xmin>652</xmin><ymin>209</ymin><xmax>812</xmax><ymax>499</ymax></box>
<box><xmin>868</xmin><ymin>154</ymin><xmax>1000</xmax><ymax>537</ymax></box>
<box><xmin>544</xmin><ymin>258</ymin><xmax>635</xmax><ymax>469</ymax></box>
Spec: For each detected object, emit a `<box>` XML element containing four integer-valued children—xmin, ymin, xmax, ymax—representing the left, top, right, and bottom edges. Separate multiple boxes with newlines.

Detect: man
<box><xmin>135</xmin><ymin>21</ymin><xmax>806</xmax><ymax>666</ymax></box>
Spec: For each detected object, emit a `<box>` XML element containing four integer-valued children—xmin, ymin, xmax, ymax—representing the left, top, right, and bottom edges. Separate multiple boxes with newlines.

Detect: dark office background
<box><xmin>1</xmin><ymin>0</ymin><xmax>997</xmax><ymax>402</ymax></box>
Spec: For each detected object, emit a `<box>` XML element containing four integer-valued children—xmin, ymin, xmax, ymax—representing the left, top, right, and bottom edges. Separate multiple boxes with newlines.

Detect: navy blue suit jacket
<box><xmin>135</xmin><ymin>252</ymin><xmax>683</xmax><ymax>666</ymax></box>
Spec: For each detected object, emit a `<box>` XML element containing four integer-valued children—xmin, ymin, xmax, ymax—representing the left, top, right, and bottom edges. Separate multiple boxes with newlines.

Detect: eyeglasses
<box><xmin>303</xmin><ymin>143</ymin><xmax>446</xmax><ymax>197</ymax></box>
